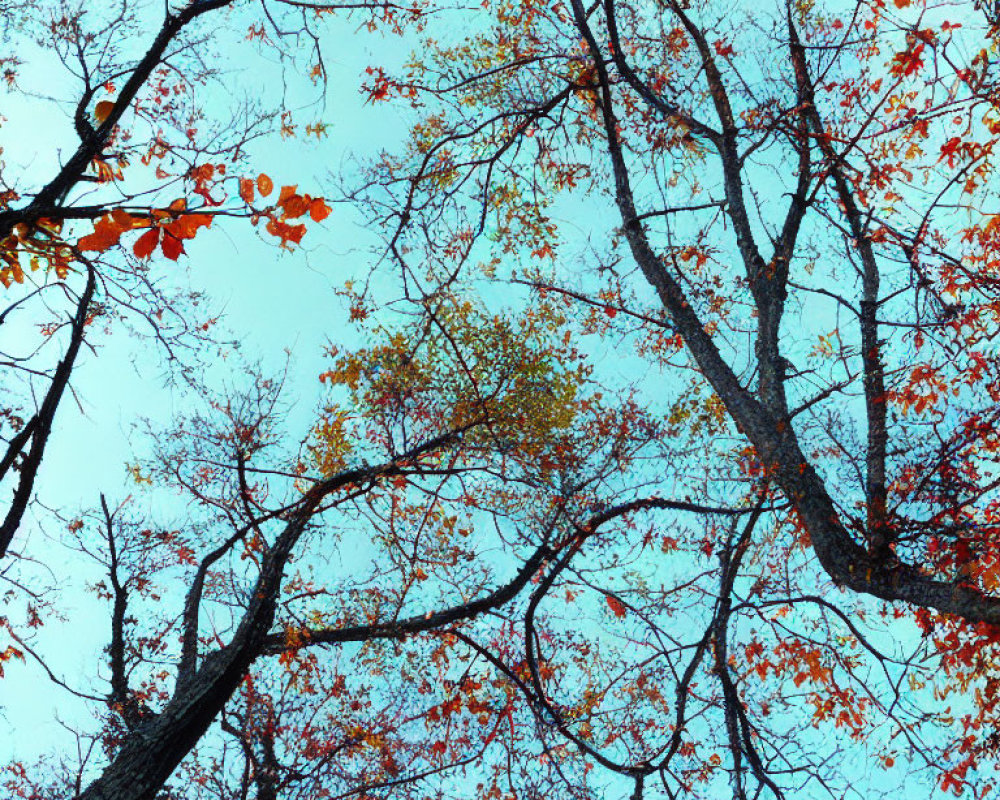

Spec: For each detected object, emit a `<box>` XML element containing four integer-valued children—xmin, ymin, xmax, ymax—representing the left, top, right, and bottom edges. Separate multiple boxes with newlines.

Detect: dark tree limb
<box><xmin>570</xmin><ymin>0</ymin><xmax>1000</xmax><ymax>627</ymax></box>
<box><xmin>0</xmin><ymin>0</ymin><xmax>235</xmax><ymax>239</ymax></box>
<box><xmin>0</xmin><ymin>261</ymin><xmax>96</xmax><ymax>558</ymax></box>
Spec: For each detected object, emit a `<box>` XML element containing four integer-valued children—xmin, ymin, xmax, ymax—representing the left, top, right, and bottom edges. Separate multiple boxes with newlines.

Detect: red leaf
<box><xmin>167</xmin><ymin>213</ymin><xmax>213</xmax><ymax>240</ymax></box>
<box><xmin>281</xmin><ymin>193</ymin><xmax>309</xmax><ymax>219</ymax></box>
<box><xmin>606</xmin><ymin>595</ymin><xmax>627</xmax><ymax>619</ymax></box>
<box><xmin>257</xmin><ymin>174</ymin><xmax>274</xmax><ymax>196</ymax></box>
<box><xmin>265</xmin><ymin>217</ymin><xmax>307</xmax><ymax>247</ymax></box>
<box><xmin>133</xmin><ymin>228</ymin><xmax>161</xmax><ymax>259</ymax></box>
<box><xmin>110</xmin><ymin>208</ymin><xmax>137</xmax><ymax>230</ymax></box>
<box><xmin>78</xmin><ymin>215</ymin><xmax>124</xmax><ymax>252</ymax></box>
<box><xmin>160</xmin><ymin>232</ymin><xmax>185</xmax><ymax>261</ymax></box>
<box><xmin>890</xmin><ymin>42</ymin><xmax>925</xmax><ymax>77</ymax></box>
<box><xmin>713</xmin><ymin>40</ymin><xmax>735</xmax><ymax>57</ymax></box>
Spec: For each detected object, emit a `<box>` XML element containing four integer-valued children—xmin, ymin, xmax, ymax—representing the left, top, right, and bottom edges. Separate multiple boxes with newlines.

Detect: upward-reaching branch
<box><xmin>0</xmin><ymin>261</ymin><xmax>95</xmax><ymax>558</ymax></box>
<box><xmin>573</xmin><ymin>0</ymin><xmax>1000</xmax><ymax>626</ymax></box>
<box><xmin>0</xmin><ymin>0</ymin><xmax>235</xmax><ymax>240</ymax></box>
<box><xmin>787</xmin><ymin>12</ymin><xmax>889</xmax><ymax>558</ymax></box>
<box><xmin>77</xmin><ymin>425</ymin><xmax>481</xmax><ymax>800</ymax></box>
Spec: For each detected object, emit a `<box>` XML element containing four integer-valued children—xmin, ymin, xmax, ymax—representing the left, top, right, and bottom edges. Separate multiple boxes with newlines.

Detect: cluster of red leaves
<box><xmin>362</xmin><ymin>66</ymin><xmax>417</xmax><ymax>103</ymax></box>
<box><xmin>78</xmin><ymin>204</ymin><xmax>212</xmax><ymax>262</ymax></box>
<box><xmin>910</xmin><ymin>610</ymin><xmax>1000</xmax><ymax>795</ymax></box>
<box><xmin>73</xmin><ymin>167</ymin><xmax>333</xmax><ymax>260</ymax></box>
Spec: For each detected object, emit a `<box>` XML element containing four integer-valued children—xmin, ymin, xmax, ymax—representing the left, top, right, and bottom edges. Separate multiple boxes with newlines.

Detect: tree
<box><xmin>6</xmin><ymin>0</ymin><xmax>1000</xmax><ymax>798</ymax></box>
<box><xmin>0</xmin><ymin>0</ymin><xmax>341</xmax><ymax>560</ymax></box>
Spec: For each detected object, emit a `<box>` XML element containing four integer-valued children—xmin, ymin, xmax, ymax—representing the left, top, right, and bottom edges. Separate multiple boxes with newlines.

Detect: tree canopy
<box><xmin>4</xmin><ymin>0</ymin><xmax>1000</xmax><ymax>798</ymax></box>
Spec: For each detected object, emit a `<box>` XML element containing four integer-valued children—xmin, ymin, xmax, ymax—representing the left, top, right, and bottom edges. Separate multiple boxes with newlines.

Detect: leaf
<box><xmin>281</xmin><ymin>193</ymin><xmax>309</xmax><ymax>219</ymax></box>
<box><xmin>265</xmin><ymin>217</ymin><xmax>308</xmax><ymax>247</ymax></box>
<box><xmin>890</xmin><ymin>42</ymin><xmax>925</xmax><ymax>78</ymax></box>
<box><xmin>160</xmin><ymin>232</ymin><xmax>184</xmax><ymax>261</ymax></box>
<box><xmin>167</xmin><ymin>213</ymin><xmax>213</xmax><ymax>240</ymax></box>
<box><xmin>278</xmin><ymin>184</ymin><xmax>298</xmax><ymax>206</ymax></box>
<box><xmin>310</xmin><ymin>198</ymin><xmax>332</xmax><ymax>222</ymax></box>
<box><xmin>713</xmin><ymin>40</ymin><xmax>735</xmax><ymax>58</ymax></box>
<box><xmin>111</xmin><ymin>208</ymin><xmax>138</xmax><ymax>230</ymax></box>
<box><xmin>257</xmin><ymin>173</ymin><xmax>274</xmax><ymax>196</ymax></box>
<box><xmin>94</xmin><ymin>100</ymin><xmax>115</xmax><ymax>123</ymax></box>
<box><xmin>606</xmin><ymin>595</ymin><xmax>627</xmax><ymax>619</ymax></box>
<box><xmin>78</xmin><ymin>215</ymin><xmax>125</xmax><ymax>252</ymax></box>
<box><xmin>239</xmin><ymin>177</ymin><xmax>255</xmax><ymax>204</ymax></box>
<box><xmin>133</xmin><ymin>228</ymin><xmax>161</xmax><ymax>259</ymax></box>
<box><xmin>0</xmin><ymin>645</ymin><xmax>25</xmax><ymax>678</ymax></box>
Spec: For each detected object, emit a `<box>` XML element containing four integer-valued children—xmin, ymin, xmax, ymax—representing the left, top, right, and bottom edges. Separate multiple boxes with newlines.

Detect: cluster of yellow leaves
<box><xmin>314</xmin><ymin>294</ymin><xmax>586</xmax><ymax>475</ymax></box>
<box><xmin>0</xmin><ymin>644</ymin><xmax>24</xmax><ymax>678</ymax></box>
<box><xmin>0</xmin><ymin>217</ymin><xmax>71</xmax><ymax>287</ymax></box>
<box><xmin>308</xmin><ymin>408</ymin><xmax>355</xmax><ymax>477</ymax></box>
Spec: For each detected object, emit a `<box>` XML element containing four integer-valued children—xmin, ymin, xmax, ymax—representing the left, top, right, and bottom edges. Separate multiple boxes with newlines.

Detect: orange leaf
<box><xmin>239</xmin><ymin>177</ymin><xmax>255</xmax><ymax>205</ymax></box>
<box><xmin>94</xmin><ymin>100</ymin><xmax>115</xmax><ymax>124</ymax></box>
<box><xmin>168</xmin><ymin>198</ymin><xmax>187</xmax><ymax>213</ymax></box>
<box><xmin>286</xmin><ymin>223</ymin><xmax>306</xmax><ymax>244</ymax></box>
<box><xmin>257</xmin><ymin>174</ymin><xmax>274</xmax><ymax>196</ymax></box>
<box><xmin>309</xmin><ymin>198</ymin><xmax>331</xmax><ymax>222</ymax></box>
<box><xmin>133</xmin><ymin>228</ymin><xmax>161</xmax><ymax>259</ymax></box>
<box><xmin>265</xmin><ymin>217</ymin><xmax>307</xmax><ymax>247</ymax></box>
<box><xmin>160</xmin><ymin>233</ymin><xmax>184</xmax><ymax>261</ymax></box>
<box><xmin>167</xmin><ymin>213</ymin><xmax>213</xmax><ymax>240</ymax></box>
<box><xmin>281</xmin><ymin>194</ymin><xmax>309</xmax><ymax>219</ymax></box>
<box><xmin>278</xmin><ymin>184</ymin><xmax>298</xmax><ymax>206</ymax></box>
<box><xmin>78</xmin><ymin>215</ymin><xmax>124</xmax><ymax>252</ymax></box>
<box><xmin>110</xmin><ymin>208</ymin><xmax>136</xmax><ymax>230</ymax></box>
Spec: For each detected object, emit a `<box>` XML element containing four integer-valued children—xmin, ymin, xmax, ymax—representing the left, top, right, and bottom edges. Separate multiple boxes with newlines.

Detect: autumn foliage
<box><xmin>4</xmin><ymin>0</ymin><xmax>1000</xmax><ymax>799</ymax></box>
